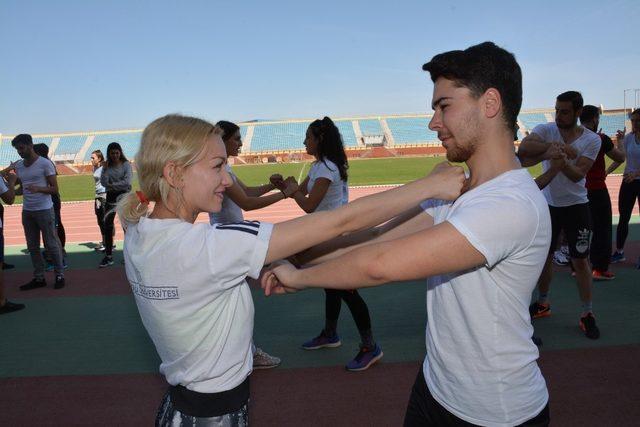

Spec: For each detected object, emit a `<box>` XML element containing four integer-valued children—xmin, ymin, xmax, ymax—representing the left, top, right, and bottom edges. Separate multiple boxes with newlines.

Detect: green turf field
<box><xmin>19</xmin><ymin>156</ymin><xmax>625</xmax><ymax>203</ymax></box>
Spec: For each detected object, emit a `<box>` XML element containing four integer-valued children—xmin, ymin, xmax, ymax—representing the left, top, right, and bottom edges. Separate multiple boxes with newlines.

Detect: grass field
<box><xmin>23</xmin><ymin>155</ymin><xmax>625</xmax><ymax>203</ymax></box>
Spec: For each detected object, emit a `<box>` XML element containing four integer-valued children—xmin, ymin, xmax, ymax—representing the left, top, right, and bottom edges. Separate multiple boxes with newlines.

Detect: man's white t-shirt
<box><xmin>532</xmin><ymin>123</ymin><xmax>601</xmax><ymax>207</ymax></box>
<box><xmin>209</xmin><ymin>164</ymin><xmax>243</xmax><ymax>224</ymax></box>
<box><xmin>306</xmin><ymin>159</ymin><xmax>348</xmax><ymax>212</ymax></box>
<box><xmin>420</xmin><ymin>168</ymin><xmax>551</xmax><ymax>426</ymax></box>
<box><xmin>14</xmin><ymin>156</ymin><xmax>56</xmax><ymax>211</ymax></box>
<box><xmin>124</xmin><ymin>217</ymin><xmax>273</xmax><ymax>393</ymax></box>
<box><xmin>0</xmin><ymin>179</ymin><xmax>8</xmax><ymax>228</ymax></box>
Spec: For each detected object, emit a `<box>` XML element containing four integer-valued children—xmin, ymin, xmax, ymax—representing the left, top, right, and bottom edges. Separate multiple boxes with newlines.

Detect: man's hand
<box><xmin>261</xmin><ymin>260</ymin><xmax>303</xmax><ymax>296</ymax></box>
<box><xmin>270</xmin><ymin>174</ymin><xmax>285</xmax><ymax>190</ymax></box>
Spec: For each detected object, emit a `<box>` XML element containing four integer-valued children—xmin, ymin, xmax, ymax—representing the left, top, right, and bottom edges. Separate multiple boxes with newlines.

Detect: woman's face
<box><xmin>224</xmin><ymin>130</ymin><xmax>243</xmax><ymax>157</ymax></box>
<box><xmin>179</xmin><ymin>134</ymin><xmax>233</xmax><ymax>216</ymax></box>
<box><xmin>304</xmin><ymin>127</ymin><xmax>319</xmax><ymax>156</ymax></box>
<box><xmin>90</xmin><ymin>153</ymin><xmax>102</xmax><ymax>167</ymax></box>
<box><xmin>108</xmin><ymin>149</ymin><xmax>122</xmax><ymax>163</ymax></box>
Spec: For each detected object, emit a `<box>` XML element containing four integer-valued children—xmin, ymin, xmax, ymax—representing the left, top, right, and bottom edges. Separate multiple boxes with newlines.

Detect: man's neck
<box><xmin>466</xmin><ymin>132</ymin><xmax>521</xmax><ymax>190</ymax></box>
<box><xmin>23</xmin><ymin>153</ymin><xmax>38</xmax><ymax>165</ymax></box>
<box><xmin>558</xmin><ymin>124</ymin><xmax>583</xmax><ymax>143</ymax></box>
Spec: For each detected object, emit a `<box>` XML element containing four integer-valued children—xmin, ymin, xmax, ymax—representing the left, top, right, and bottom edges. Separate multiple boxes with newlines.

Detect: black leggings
<box><xmin>324</xmin><ymin>289</ymin><xmax>372</xmax><ymax>334</ymax></box>
<box><xmin>588</xmin><ymin>188</ymin><xmax>613</xmax><ymax>271</ymax></box>
<box><xmin>94</xmin><ymin>197</ymin><xmax>107</xmax><ymax>244</ymax></box>
<box><xmin>104</xmin><ymin>191</ymin><xmax>127</xmax><ymax>256</ymax></box>
<box><xmin>616</xmin><ymin>180</ymin><xmax>640</xmax><ymax>250</ymax></box>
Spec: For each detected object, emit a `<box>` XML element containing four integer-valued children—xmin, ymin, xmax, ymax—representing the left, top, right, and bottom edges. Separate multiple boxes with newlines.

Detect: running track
<box><xmin>2</xmin><ymin>175</ymin><xmax>636</xmax><ymax>246</ymax></box>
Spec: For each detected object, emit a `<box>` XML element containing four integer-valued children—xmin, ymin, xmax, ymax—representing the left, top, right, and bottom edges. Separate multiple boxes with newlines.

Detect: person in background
<box><xmin>580</xmin><ymin>106</ymin><xmax>625</xmax><ymax>280</ymax></box>
<box><xmin>292</xmin><ymin>116</ymin><xmax>383</xmax><ymax>372</ymax></box>
<box><xmin>10</xmin><ymin>134</ymin><xmax>65</xmax><ymax>290</ymax></box>
<box><xmin>33</xmin><ymin>143</ymin><xmax>67</xmax><ymax>270</ymax></box>
<box><xmin>99</xmin><ymin>142</ymin><xmax>132</xmax><ymax>268</ymax></box>
<box><xmin>91</xmin><ymin>150</ymin><xmax>108</xmax><ymax>252</ymax></box>
<box><xmin>209</xmin><ymin>120</ymin><xmax>298</xmax><ymax>370</ymax></box>
<box><xmin>610</xmin><ymin>108</ymin><xmax>640</xmax><ymax>267</ymax></box>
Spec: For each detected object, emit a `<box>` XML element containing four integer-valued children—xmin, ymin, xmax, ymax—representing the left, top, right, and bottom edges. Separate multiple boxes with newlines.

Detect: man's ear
<box><xmin>483</xmin><ymin>88</ymin><xmax>502</xmax><ymax>120</ymax></box>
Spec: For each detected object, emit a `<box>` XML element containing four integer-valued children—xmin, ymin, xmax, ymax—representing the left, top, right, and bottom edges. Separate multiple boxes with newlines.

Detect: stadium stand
<box><xmin>385</xmin><ymin>117</ymin><xmax>439</xmax><ymax>145</ymax></box>
<box><xmin>56</xmin><ymin>134</ymin><xmax>88</xmax><ymax>157</ymax></box>
<box><xmin>82</xmin><ymin>131</ymin><xmax>142</xmax><ymax>162</ymax></box>
<box><xmin>0</xmin><ymin>109</ymin><xmax>629</xmax><ymax>167</ymax></box>
<box><xmin>359</xmin><ymin>119</ymin><xmax>384</xmax><ymax>136</ymax></box>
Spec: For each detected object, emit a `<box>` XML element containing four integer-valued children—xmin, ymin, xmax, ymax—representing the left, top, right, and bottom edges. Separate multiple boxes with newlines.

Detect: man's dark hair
<box><xmin>556</xmin><ymin>91</ymin><xmax>583</xmax><ymax>112</ymax></box>
<box><xmin>580</xmin><ymin>105</ymin><xmax>600</xmax><ymax>124</ymax></box>
<box><xmin>33</xmin><ymin>143</ymin><xmax>50</xmax><ymax>158</ymax></box>
<box><xmin>11</xmin><ymin>133</ymin><xmax>33</xmax><ymax>147</ymax></box>
<box><xmin>629</xmin><ymin>108</ymin><xmax>640</xmax><ymax>119</ymax></box>
<box><xmin>422</xmin><ymin>41</ymin><xmax>522</xmax><ymax>133</ymax></box>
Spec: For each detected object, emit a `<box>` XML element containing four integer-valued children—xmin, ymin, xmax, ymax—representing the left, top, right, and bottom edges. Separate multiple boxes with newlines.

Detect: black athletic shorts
<box><xmin>549</xmin><ymin>203</ymin><xmax>593</xmax><ymax>259</ymax></box>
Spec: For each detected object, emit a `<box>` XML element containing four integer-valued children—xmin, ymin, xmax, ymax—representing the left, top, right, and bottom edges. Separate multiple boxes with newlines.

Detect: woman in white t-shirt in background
<box><xmin>292</xmin><ymin>117</ymin><xmax>382</xmax><ymax>372</ymax></box>
<box><xmin>90</xmin><ymin>150</ymin><xmax>108</xmax><ymax>252</ymax></box>
<box><xmin>117</xmin><ymin>113</ymin><xmax>464</xmax><ymax>425</ymax></box>
<box><xmin>209</xmin><ymin>120</ymin><xmax>298</xmax><ymax>371</ymax></box>
<box><xmin>611</xmin><ymin>108</ymin><xmax>640</xmax><ymax>266</ymax></box>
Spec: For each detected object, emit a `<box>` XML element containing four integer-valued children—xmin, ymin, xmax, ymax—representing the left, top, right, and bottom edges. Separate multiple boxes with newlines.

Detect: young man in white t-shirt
<box><xmin>10</xmin><ymin>134</ymin><xmax>65</xmax><ymax>290</ymax></box>
<box><xmin>264</xmin><ymin>42</ymin><xmax>551</xmax><ymax>426</ymax></box>
<box><xmin>518</xmin><ymin>91</ymin><xmax>601</xmax><ymax>340</ymax></box>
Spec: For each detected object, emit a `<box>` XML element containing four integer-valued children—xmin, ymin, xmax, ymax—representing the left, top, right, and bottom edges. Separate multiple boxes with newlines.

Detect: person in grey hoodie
<box><xmin>99</xmin><ymin>142</ymin><xmax>132</xmax><ymax>267</ymax></box>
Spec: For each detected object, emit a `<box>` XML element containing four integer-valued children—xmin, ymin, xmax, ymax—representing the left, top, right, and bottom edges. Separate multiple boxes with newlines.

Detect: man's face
<box><xmin>14</xmin><ymin>143</ymin><xmax>32</xmax><ymax>159</ymax></box>
<box><xmin>428</xmin><ymin>77</ymin><xmax>482</xmax><ymax>163</ymax></box>
<box><xmin>555</xmin><ymin>100</ymin><xmax>580</xmax><ymax>130</ymax></box>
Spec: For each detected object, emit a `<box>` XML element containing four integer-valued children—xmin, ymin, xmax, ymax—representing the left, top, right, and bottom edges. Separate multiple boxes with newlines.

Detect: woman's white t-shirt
<box><xmin>209</xmin><ymin>164</ymin><xmax>243</xmax><ymax>224</ymax></box>
<box><xmin>419</xmin><ymin>169</ymin><xmax>550</xmax><ymax>426</ymax></box>
<box><xmin>124</xmin><ymin>217</ymin><xmax>272</xmax><ymax>393</ymax></box>
<box><xmin>306</xmin><ymin>159</ymin><xmax>348</xmax><ymax>212</ymax></box>
<box><xmin>622</xmin><ymin>133</ymin><xmax>640</xmax><ymax>178</ymax></box>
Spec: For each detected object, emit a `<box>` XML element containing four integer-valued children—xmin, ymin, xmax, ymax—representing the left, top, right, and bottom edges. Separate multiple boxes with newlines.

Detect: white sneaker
<box><xmin>253</xmin><ymin>347</ymin><xmax>281</xmax><ymax>370</ymax></box>
<box><xmin>553</xmin><ymin>250</ymin><xmax>569</xmax><ymax>266</ymax></box>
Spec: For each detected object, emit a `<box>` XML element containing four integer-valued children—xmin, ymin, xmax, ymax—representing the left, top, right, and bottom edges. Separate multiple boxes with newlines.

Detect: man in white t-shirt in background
<box><xmin>10</xmin><ymin>134</ymin><xmax>65</xmax><ymax>290</ymax></box>
<box><xmin>264</xmin><ymin>41</ymin><xmax>551</xmax><ymax>426</ymax></box>
<box><xmin>518</xmin><ymin>91</ymin><xmax>601</xmax><ymax>340</ymax></box>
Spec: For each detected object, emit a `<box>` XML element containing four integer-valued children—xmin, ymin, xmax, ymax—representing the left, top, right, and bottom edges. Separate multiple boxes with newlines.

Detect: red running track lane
<box><xmin>2</xmin><ymin>175</ymin><xmax>636</xmax><ymax>246</ymax></box>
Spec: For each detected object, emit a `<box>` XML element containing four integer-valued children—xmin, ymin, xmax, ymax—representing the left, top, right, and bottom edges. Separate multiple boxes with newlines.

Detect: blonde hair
<box><xmin>117</xmin><ymin>114</ymin><xmax>221</xmax><ymax>224</ymax></box>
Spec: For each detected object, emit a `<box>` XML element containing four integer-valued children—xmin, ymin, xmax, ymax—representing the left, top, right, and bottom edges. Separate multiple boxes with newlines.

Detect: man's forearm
<box><xmin>535</xmin><ymin>167</ymin><xmax>560</xmax><ymax>189</ymax></box>
<box><xmin>561</xmin><ymin>163</ymin><xmax>586</xmax><ymax>182</ymax></box>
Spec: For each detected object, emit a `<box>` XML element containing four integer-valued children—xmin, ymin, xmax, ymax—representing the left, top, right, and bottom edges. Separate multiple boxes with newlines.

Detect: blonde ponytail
<box><xmin>116</xmin><ymin>114</ymin><xmax>221</xmax><ymax>224</ymax></box>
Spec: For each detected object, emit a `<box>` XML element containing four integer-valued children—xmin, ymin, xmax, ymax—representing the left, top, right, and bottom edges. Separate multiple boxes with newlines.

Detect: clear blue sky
<box><xmin>1</xmin><ymin>0</ymin><xmax>638</xmax><ymax>135</ymax></box>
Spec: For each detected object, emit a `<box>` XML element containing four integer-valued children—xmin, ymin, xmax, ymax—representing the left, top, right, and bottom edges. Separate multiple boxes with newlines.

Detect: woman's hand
<box><xmin>423</xmin><ymin>162</ymin><xmax>466</xmax><ymax>200</ymax></box>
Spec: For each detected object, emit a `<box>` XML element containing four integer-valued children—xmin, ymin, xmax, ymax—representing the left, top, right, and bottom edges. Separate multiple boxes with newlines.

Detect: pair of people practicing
<box><xmin>122</xmin><ymin>41</ymin><xmax>551</xmax><ymax>426</ymax></box>
<box><xmin>211</xmin><ymin>118</ymin><xmax>382</xmax><ymax>371</ymax></box>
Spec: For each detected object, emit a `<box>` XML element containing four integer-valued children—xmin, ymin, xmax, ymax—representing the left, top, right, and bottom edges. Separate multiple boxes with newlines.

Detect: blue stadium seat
<box><xmin>84</xmin><ymin>132</ymin><xmax>142</xmax><ymax>161</ymax></box>
<box><xmin>359</xmin><ymin>119</ymin><xmax>383</xmax><ymax>135</ymax></box>
<box><xmin>518</xmin><ymin>113</ymin><xmax>548</xmax><ymax>133</ymax></box>
<box><xmin>385</xmin><ymin>117</ymin><xmax>439</xmax><ymax>144</ymax></box>
<box><xmin>598</xmin><ymin>113</ymin><xmax>626</xmax><ymax>137</ymax></box>
<box><xmin>250</xmin><ymin>122</ymin><xmax>309</xmax><ymax>152</ymax></box>
<box><xmin>56</xmin><ymin>134</ymin><xmax>89</xmax><ymax>156</ymax></box>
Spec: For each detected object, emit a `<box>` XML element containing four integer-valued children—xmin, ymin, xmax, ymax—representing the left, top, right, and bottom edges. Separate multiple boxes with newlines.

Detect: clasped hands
<box><xmin>269</xmin><ymin>174</ymin><xmax>299</xmax><ymax>197</ymax></box>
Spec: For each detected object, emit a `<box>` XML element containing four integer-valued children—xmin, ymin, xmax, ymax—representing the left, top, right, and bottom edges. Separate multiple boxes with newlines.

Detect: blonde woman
<box><xmin>117</xmin><ymin>114</ymin><xmax>464</xmax><ymax>425</ymax></box>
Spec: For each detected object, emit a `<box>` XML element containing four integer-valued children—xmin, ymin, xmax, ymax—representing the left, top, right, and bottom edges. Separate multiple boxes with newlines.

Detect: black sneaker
<box><xmin>2</xmin><ymin>263</ymin><xmax>15</xmax><ymax>270</ymax></box>
<box><xmin>0</xmin><ymin>300</ymin><xmax>26</xmax><ymax>315</ymax></box>
<box><xmin>54</xmin><ymin>275</ymin><xmax>65</xmax><ymax>290</ymax></box>
<box><xmin>99</xmin><ymin>256</ymin><xmax>114</xmax><ymax>268</ymax></box>
<box><xmin>20</xmin><ymin>278</ymin><xmax>47</xmax><ymax>291</ymax></box>
<box><xmin>579</xmin><ymin>313</ymin><xmax>600</xmax><ymax>340</ymax></box>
